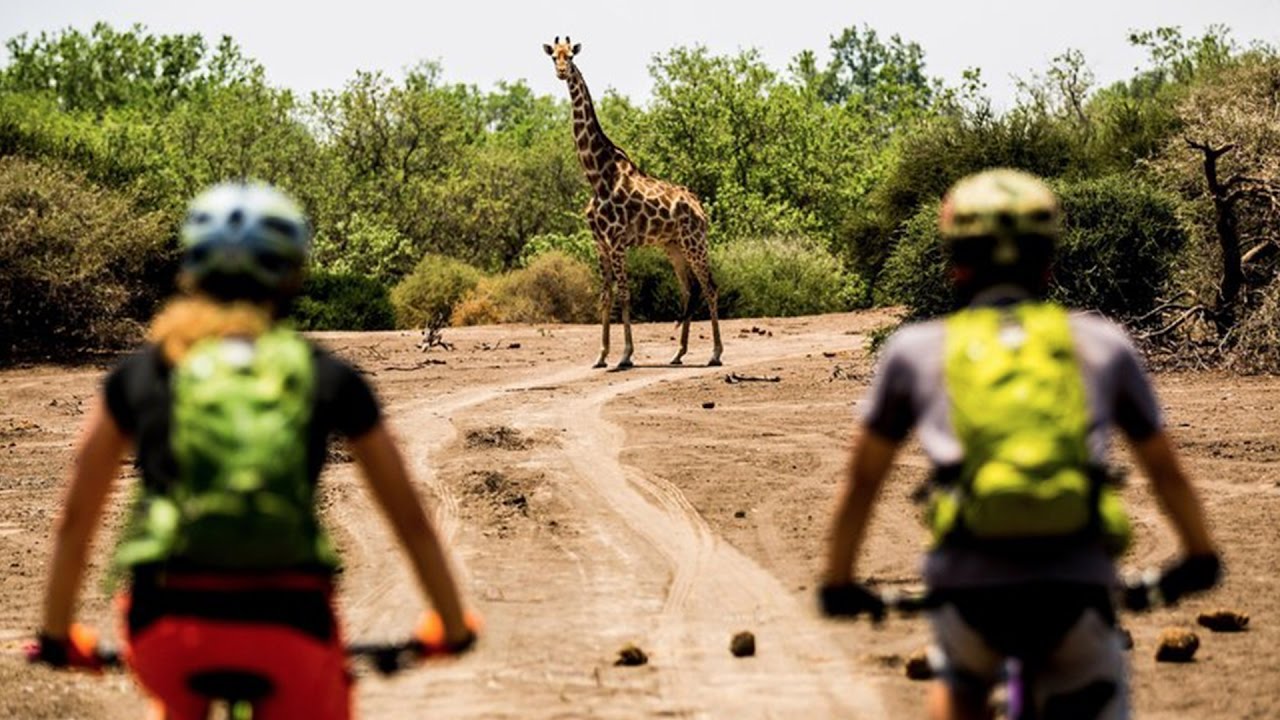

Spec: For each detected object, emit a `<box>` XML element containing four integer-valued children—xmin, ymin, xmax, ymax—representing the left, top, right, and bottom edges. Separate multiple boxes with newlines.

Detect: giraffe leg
<box><xmin>690</xmin><ymin>255</ymin><xmax>723</xmax><ymax>366</ymax></box>
<box><xmin>613</xmin><ymin>249</ymin><xmax>635</xmax><ymax>369</ymax></box>
<box><xmin>664</xmin><ymin>247</ymin><xmax>692</xmax><ymax>365</ymax></box>
<box><xmin>594</xmin><ymin>251</ymin><xmax>613</xmax><ymax>368</ymax></box>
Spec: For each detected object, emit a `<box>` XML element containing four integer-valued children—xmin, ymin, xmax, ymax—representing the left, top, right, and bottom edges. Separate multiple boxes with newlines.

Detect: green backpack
<box><xmin>928</xmin><ymin>302</ymin><xmax>1130</xmax><ymax>555</ymax></box>
<box><xmin>114</xmin><ymin>329</ymin><xmax>338</xmax><ymax>571</ymax></box>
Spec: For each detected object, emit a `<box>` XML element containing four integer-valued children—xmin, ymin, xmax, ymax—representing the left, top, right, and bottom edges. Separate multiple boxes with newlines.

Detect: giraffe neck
<box><xmin>566</xmin><ymin>64</ymin><xmax>620</xmax><ymax>195</ymax></box>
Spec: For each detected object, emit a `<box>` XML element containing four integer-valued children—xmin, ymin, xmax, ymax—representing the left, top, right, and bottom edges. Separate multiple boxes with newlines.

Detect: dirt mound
<box><xmin>1197</xmin><ymin>609</ymin><xmax>1249</xmax><ymax>632</ymax></box>
<box><xmin>463</xmin><ymin>469</ymin><xmax>541</xmax><ymax>537</ymax></box>
<box><xmin>1156</xmin><ymin>627</ymin><xmax>1200</xmax><ymax>663</ymax></box>
<box><xmin>465</xmin><ymin>425</ymin><xmax>533</xmax><ymax>450</ymax></box>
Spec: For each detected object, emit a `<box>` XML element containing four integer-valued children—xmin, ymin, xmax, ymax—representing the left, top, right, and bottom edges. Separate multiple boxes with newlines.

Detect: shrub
<box><xmin>312</xmin><ymin>213</ymin><xmax>416</xmax><ymax>286</ymax></box>
<box><xmin>518</xmin><ymin>230</ymin><xmax>597</xmax><ymax>267</ymax></box>
<box><xmin>0</xmin><ymin>156</ymin><xmax>172</xmax><ymax>360</ymax></box>
<box><xmin>712</xmin><ymin>236</ymin><xmax>867</xmax><ymax>318</ymax></box>
<box><xmin>390</xmin><ymin>254</ymin><xmax>485</xmax><ymax>329</ymax></box>
<box><xmin>625</xmin><ymin>246</ymin><xmax>687</xmax><ymax>322</ymax></box>
<box><xmin>292</xmin><ymin>271</ymin><xmax>395</xmax><ymax>331</ymax></box>
<box><xmin>874</xmin><ymin>202</ymin><xmax>952</xmax><ymax>317</ymax></box>
<box><xmin>452</xmin><ymin>251</ymin><xmax>598</xmax><ymax>325</ymax></box>
<box><xmin>521</xmin><ymin>236</ymin><xmax>688</xmax><ymax>323</ymax></box>
<box><xmin>877</xmin><ymin>175</ymin><xmax>1187</xmax><ymax>320</ymax></box>
<box><xmin>1226</xmin><ymin>281</ymin><xmax>1280</xmax><ymax>373</ymax></box>
<box><xmin>1051</xmin><ymin>175</ymin><xmax>1186</xmax><ymax>320</ymax></box>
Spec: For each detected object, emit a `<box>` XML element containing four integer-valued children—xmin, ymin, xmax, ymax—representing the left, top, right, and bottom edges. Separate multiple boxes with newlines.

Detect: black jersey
<box><xmin>104</xmin><ymin>342</ymin><xmax>381</xmax><ymax>492</ymax></box>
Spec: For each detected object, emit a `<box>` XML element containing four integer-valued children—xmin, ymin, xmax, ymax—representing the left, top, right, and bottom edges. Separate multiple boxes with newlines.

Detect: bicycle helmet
<box><xmin>940</xmin><ymin>168</ymin><xmax>1060</xmax><ymax>266</ymax></box>
<box><xmin>180</xmin><ymin>182</ymin><xmax>310</xmax><ymax>302</ymax></box>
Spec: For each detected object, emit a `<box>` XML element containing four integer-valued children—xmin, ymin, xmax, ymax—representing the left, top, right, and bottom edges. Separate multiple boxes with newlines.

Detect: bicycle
<box><xmin>821</xmin><ymin>561</ymin><xmax>1215</xmax><ymax>720</ymax></box>
<box><xmin>27</xmin><ymin>628</ymin><xmax>472</xmax><ymax>720</ymax></box>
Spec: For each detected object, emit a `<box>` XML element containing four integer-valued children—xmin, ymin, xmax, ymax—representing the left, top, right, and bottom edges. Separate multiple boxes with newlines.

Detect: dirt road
<box><xmin>2</xmin><ymin>312</ymin><xmax>1277</xmax><ymax>718</ymax></box>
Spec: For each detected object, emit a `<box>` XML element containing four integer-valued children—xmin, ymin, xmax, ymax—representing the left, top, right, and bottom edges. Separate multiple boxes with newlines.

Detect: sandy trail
<box><xmin>3</xmin><ymin>313</ymin><xmax>1276</xmax><ymax>719</ymax></box>
<box><xmin>335</xmin><ymin>327</ymin><xmax>886</xmax><ymax>718</ymax></box>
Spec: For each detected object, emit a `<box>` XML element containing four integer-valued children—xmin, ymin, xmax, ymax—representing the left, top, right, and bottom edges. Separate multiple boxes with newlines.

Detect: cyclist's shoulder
<box><xmin>106</xmin><ymin>344</ymin><xmax>169</xmax><ymax>386</ymax></box>
<box><xmin>881</xmin><ymin>318</ymin><xmax>947</xmax><ymax>358</ymax></box>
<box><xmin>1066</xmin><ymin>310</ymin><xmax>1140</xmax><ymax>357</ymax></box>
<box><xmin>304</xmin><ymin>339</ymin><xmax>361</xmax><ymax>379</ymax></box>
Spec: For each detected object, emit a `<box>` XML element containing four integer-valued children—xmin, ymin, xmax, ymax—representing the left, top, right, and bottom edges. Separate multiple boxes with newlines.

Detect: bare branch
<box><xmin>1137</xmin><ymin>305</ymin><xmax>1209</xmax><ymax>341</ymax></box>
<box><xmin>1132</xmin><ymin>291</ymin><xmax>1196</xmax><ymax>325</ymax></box>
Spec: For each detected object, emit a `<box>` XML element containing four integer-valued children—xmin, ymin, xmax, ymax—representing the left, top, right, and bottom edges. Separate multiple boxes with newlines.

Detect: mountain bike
<box><xmin>822</xmin><ymin>563</ymin><xmax>1211</xmax><ymax>720</ymax></box>
<box><xmin>28</xmin><ymin>630</ymin><xmax>469</xmax><ymax>720</ymax></box>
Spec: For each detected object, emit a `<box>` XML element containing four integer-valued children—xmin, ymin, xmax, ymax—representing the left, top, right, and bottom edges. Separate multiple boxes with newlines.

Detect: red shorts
<box><xmin>121</xmin><ymin>575</ymin><xmax>351</xmax><ymax>720</ymax></box>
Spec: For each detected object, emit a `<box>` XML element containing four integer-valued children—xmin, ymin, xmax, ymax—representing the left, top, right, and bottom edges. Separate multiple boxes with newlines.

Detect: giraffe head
<box><xmin>542</xmin><ymin>36</ymin><xmax>581</xmax><ymax>81</ymax></box>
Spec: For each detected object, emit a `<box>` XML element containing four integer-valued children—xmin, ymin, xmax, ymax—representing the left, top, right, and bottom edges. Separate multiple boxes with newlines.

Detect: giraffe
<box><xmin>543</xmin><ymin>36</ymin><xmax>723</xmax><ymax>369</ymax></box>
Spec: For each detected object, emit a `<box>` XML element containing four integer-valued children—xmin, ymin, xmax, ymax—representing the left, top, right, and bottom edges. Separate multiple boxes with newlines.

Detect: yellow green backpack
<box><xmin>114</xmin><ymin>329</ymin><xmax>338</xmax><ymax>570</ymax></box>
<box><xmin>929</xmin><ymin>302</ymin><xmax>1130</xmax><ymax>555</ymax></box>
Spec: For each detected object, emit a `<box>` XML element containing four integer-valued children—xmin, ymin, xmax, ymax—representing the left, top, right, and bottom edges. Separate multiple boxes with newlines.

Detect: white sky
<box><xmin>3</xmin><ymin>1</ymin><xmax>1279</xmax><ymax>107</ymax></box>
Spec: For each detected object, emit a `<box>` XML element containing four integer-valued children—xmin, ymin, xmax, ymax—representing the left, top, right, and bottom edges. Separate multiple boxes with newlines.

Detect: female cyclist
<box><xmin>28</xmin><ymin>182</ymin><xmax>477</xmax><ymax>719</ymax></box>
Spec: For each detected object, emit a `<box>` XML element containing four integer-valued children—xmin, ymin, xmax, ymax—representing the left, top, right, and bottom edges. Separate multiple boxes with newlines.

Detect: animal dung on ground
<box><xmin>730</xmin><ymin>631</ymin><xmax>756</xmax><ymax>657</ymax></box>
<box><xmin>1197</xmin><ymin>609</ymin><xmax>1249</xmax><ymax>632</ymax></box>
<box><xmin>1155</xmin><ymin>627</ymin><xmax>1200</xmax><ymax>663</ymax></box>
<box><xmin>904</xmin><ymin>649</ymin><xmax>933</xmax><ymax>680</ymax></box>
<box><xmin>733</xmin><ymin>510</ymin><xmax>747</xmax><ymax>519</ymax></box>
<box><xmin>701</xmin><ymin>401</ymin><xmax>716</xmax><ymax>409</ymax></box>
<box><xmin>615</xmin><ymin>644</ymin><xmax>649</xmax><ymax>667</ymax></box>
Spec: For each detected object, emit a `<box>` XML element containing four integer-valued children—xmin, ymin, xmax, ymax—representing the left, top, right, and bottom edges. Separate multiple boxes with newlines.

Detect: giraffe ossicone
<box><xmin>544</xmin><ymin>37</ymin><xmax>723</xmax><ymax>369</ymax></box>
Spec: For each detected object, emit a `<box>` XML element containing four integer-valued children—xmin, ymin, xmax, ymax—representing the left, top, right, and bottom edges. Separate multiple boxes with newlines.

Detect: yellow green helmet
<box><xmin>939</xmin><ymin>169</ymin><xmax>1061</xmax><ymax>267</ymax></box>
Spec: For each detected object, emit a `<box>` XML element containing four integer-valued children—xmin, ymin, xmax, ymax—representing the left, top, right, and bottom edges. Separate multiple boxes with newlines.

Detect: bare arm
<box><xmin>41</xmin><ymin>398</ymin><xmax>130</xmax><ymax>638</ymax></box>
<box><xmin>823</xmin><ymin>427</ymin><xmax>902</xmax><ymax>585</ymax></box>
<box><xmin>1129</xmin><ymin>430</ymin><xmax>1216</xmax><ymax>556</ymax></box>
<box><xmin>347</xmin><ymin>422</ymin><xmax>470</xmax><ymax>644</ymax></box>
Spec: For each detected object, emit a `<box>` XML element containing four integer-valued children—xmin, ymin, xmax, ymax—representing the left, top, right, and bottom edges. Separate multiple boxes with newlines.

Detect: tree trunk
<box><xmin>1188</xmin><ymin>139</ymin><xmax>1243</xmax><ymax>335</ymax></box>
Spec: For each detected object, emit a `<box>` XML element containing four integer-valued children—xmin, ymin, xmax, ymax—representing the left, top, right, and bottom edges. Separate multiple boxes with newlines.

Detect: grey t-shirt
<box><xmin>860</xmin><ymin>304</ymin><xmax>1162</xmax><ymax>588</ymax></box>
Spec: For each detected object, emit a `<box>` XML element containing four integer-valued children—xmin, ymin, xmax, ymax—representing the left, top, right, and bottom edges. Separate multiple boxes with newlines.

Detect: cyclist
<box><xmin>821</xmin><ymin>169</ymin><xmax>1220</xmax><ymax>720</ymax></box>
<box><xmin>28</xmin><ymin>182</ymin><xmax>477</xmax><ymax>719</ymax></box>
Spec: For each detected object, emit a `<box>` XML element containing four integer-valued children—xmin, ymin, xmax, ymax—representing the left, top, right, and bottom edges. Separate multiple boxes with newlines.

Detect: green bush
<box><xmin>389</xmin><ymin>254</ymin><xmax>484</xmax><ymax>329</ymax></box>
<box><xmin>625</xmin><ymin>246</ymin><xmax>687</xmax><ymax>322</ymax></box>
<box><xmin>0</xmin><ymin>156</ymin><xmax>172</xmax><ymax>360</ymax></box>
<box><xmin>874</xmin><ymin>202</ymin><xmax>952</xmax><ymax>317</ymax></box>
<box><xmin>453</xmin><ymin>251</ymin><xmax>598</xmax><ymax>325</ymax></box>
<box><xmin>292</xmin><ymin>271</ymin><xmax>395</xmax><ymax>331</ymax></box>
<box><xmin>312</xmin><ymin>213</ymin><xmax>416</xmax><ymax>286</ymax></box>
<box><xmin>712</xmin><ymin>236</ymin><xmax>868</xmax><ymax>318</ymax></box>
<box><xmin>518</xmin><ymin>230</ymin><xmax>597</xmax><ymax>267</ymax></box>
<box><xmin>1051</xmin><ymin>175</ymin><xmax>1186</xmax><ymax>319</ymax></box>
<box><xmin>521</xmin><ymin>236</ymin><xmax>694</xmax><ymax>323</ymax></box>
<box><xmin>876</xmin><ymin>175</ymin><xmax>1187</xmax><ymax>320</ymax></box>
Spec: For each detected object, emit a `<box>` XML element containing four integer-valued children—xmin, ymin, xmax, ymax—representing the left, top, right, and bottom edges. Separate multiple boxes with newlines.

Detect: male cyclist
<box><xmin>821</xmin><ymin>169</ymin><xmax>1220</xmax><ymax>720</ymax></box>
<box><xmin>29</xmin><ymin>183</ymin><xmax>477</xmax><ymax>719</ymax></box>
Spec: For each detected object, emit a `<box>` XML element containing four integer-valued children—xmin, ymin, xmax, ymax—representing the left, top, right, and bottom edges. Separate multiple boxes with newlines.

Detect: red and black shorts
<box><xmin>121</xmin><ymin>568</ymin><xmax>350</xmax><ymax>720</ymax></box>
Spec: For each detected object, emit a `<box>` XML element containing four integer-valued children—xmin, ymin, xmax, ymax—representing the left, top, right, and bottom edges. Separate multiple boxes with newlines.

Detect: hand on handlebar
<box><xmin>1122</xmin><ymin>553</ymin><xmax>1221</xmax><ymax>611</ymax></box>
<box><xmin>818</xmin><ymin>583</ymin><xmax>887</xmax><ymax>622</ymax></box>
<box><xmin>25</xmin><ymin>624</ymin><xmax>103</xmax><ymax>672</ymax></box>
<box><xmin>415</xmin><ymin>611</ymin><xmax>482</xmax><ymax>658</ymax></box>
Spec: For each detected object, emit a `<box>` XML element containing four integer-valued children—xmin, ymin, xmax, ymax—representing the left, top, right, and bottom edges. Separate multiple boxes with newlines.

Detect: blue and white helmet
<box><xmin>180</xmin><ymin>182</ymin><xmax>310</xmax><ymax>301</ymax></box>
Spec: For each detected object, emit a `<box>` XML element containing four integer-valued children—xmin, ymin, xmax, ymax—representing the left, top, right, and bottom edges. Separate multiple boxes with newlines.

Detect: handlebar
<box><xmin>92</xmin><ymin>637</ymin><xmax>459</xmax><ymax>676</ymax></box>
<box><xmin>821</xmin><ymin>571</ymin><xmax>1201</xmax><ymax>621</ymax></box>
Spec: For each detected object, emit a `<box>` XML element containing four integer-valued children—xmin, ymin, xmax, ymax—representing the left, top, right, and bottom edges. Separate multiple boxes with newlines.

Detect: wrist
<box><xmin>39</xmin><ymin>626</ymin><xmax>69</xmax><ymax>642</ymax></box>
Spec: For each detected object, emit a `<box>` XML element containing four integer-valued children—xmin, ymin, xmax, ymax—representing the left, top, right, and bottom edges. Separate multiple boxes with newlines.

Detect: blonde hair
<box><xmin>148</xmin><ymin>296</ymin><xmax>273</xmax><ymax>364</ymax></box>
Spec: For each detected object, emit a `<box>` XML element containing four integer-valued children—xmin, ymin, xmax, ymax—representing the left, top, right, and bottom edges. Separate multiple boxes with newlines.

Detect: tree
<box><xmin>1153</xmin><ymin>53</ymin><xmax>1280</xmax><ymax>335</ymax></box>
